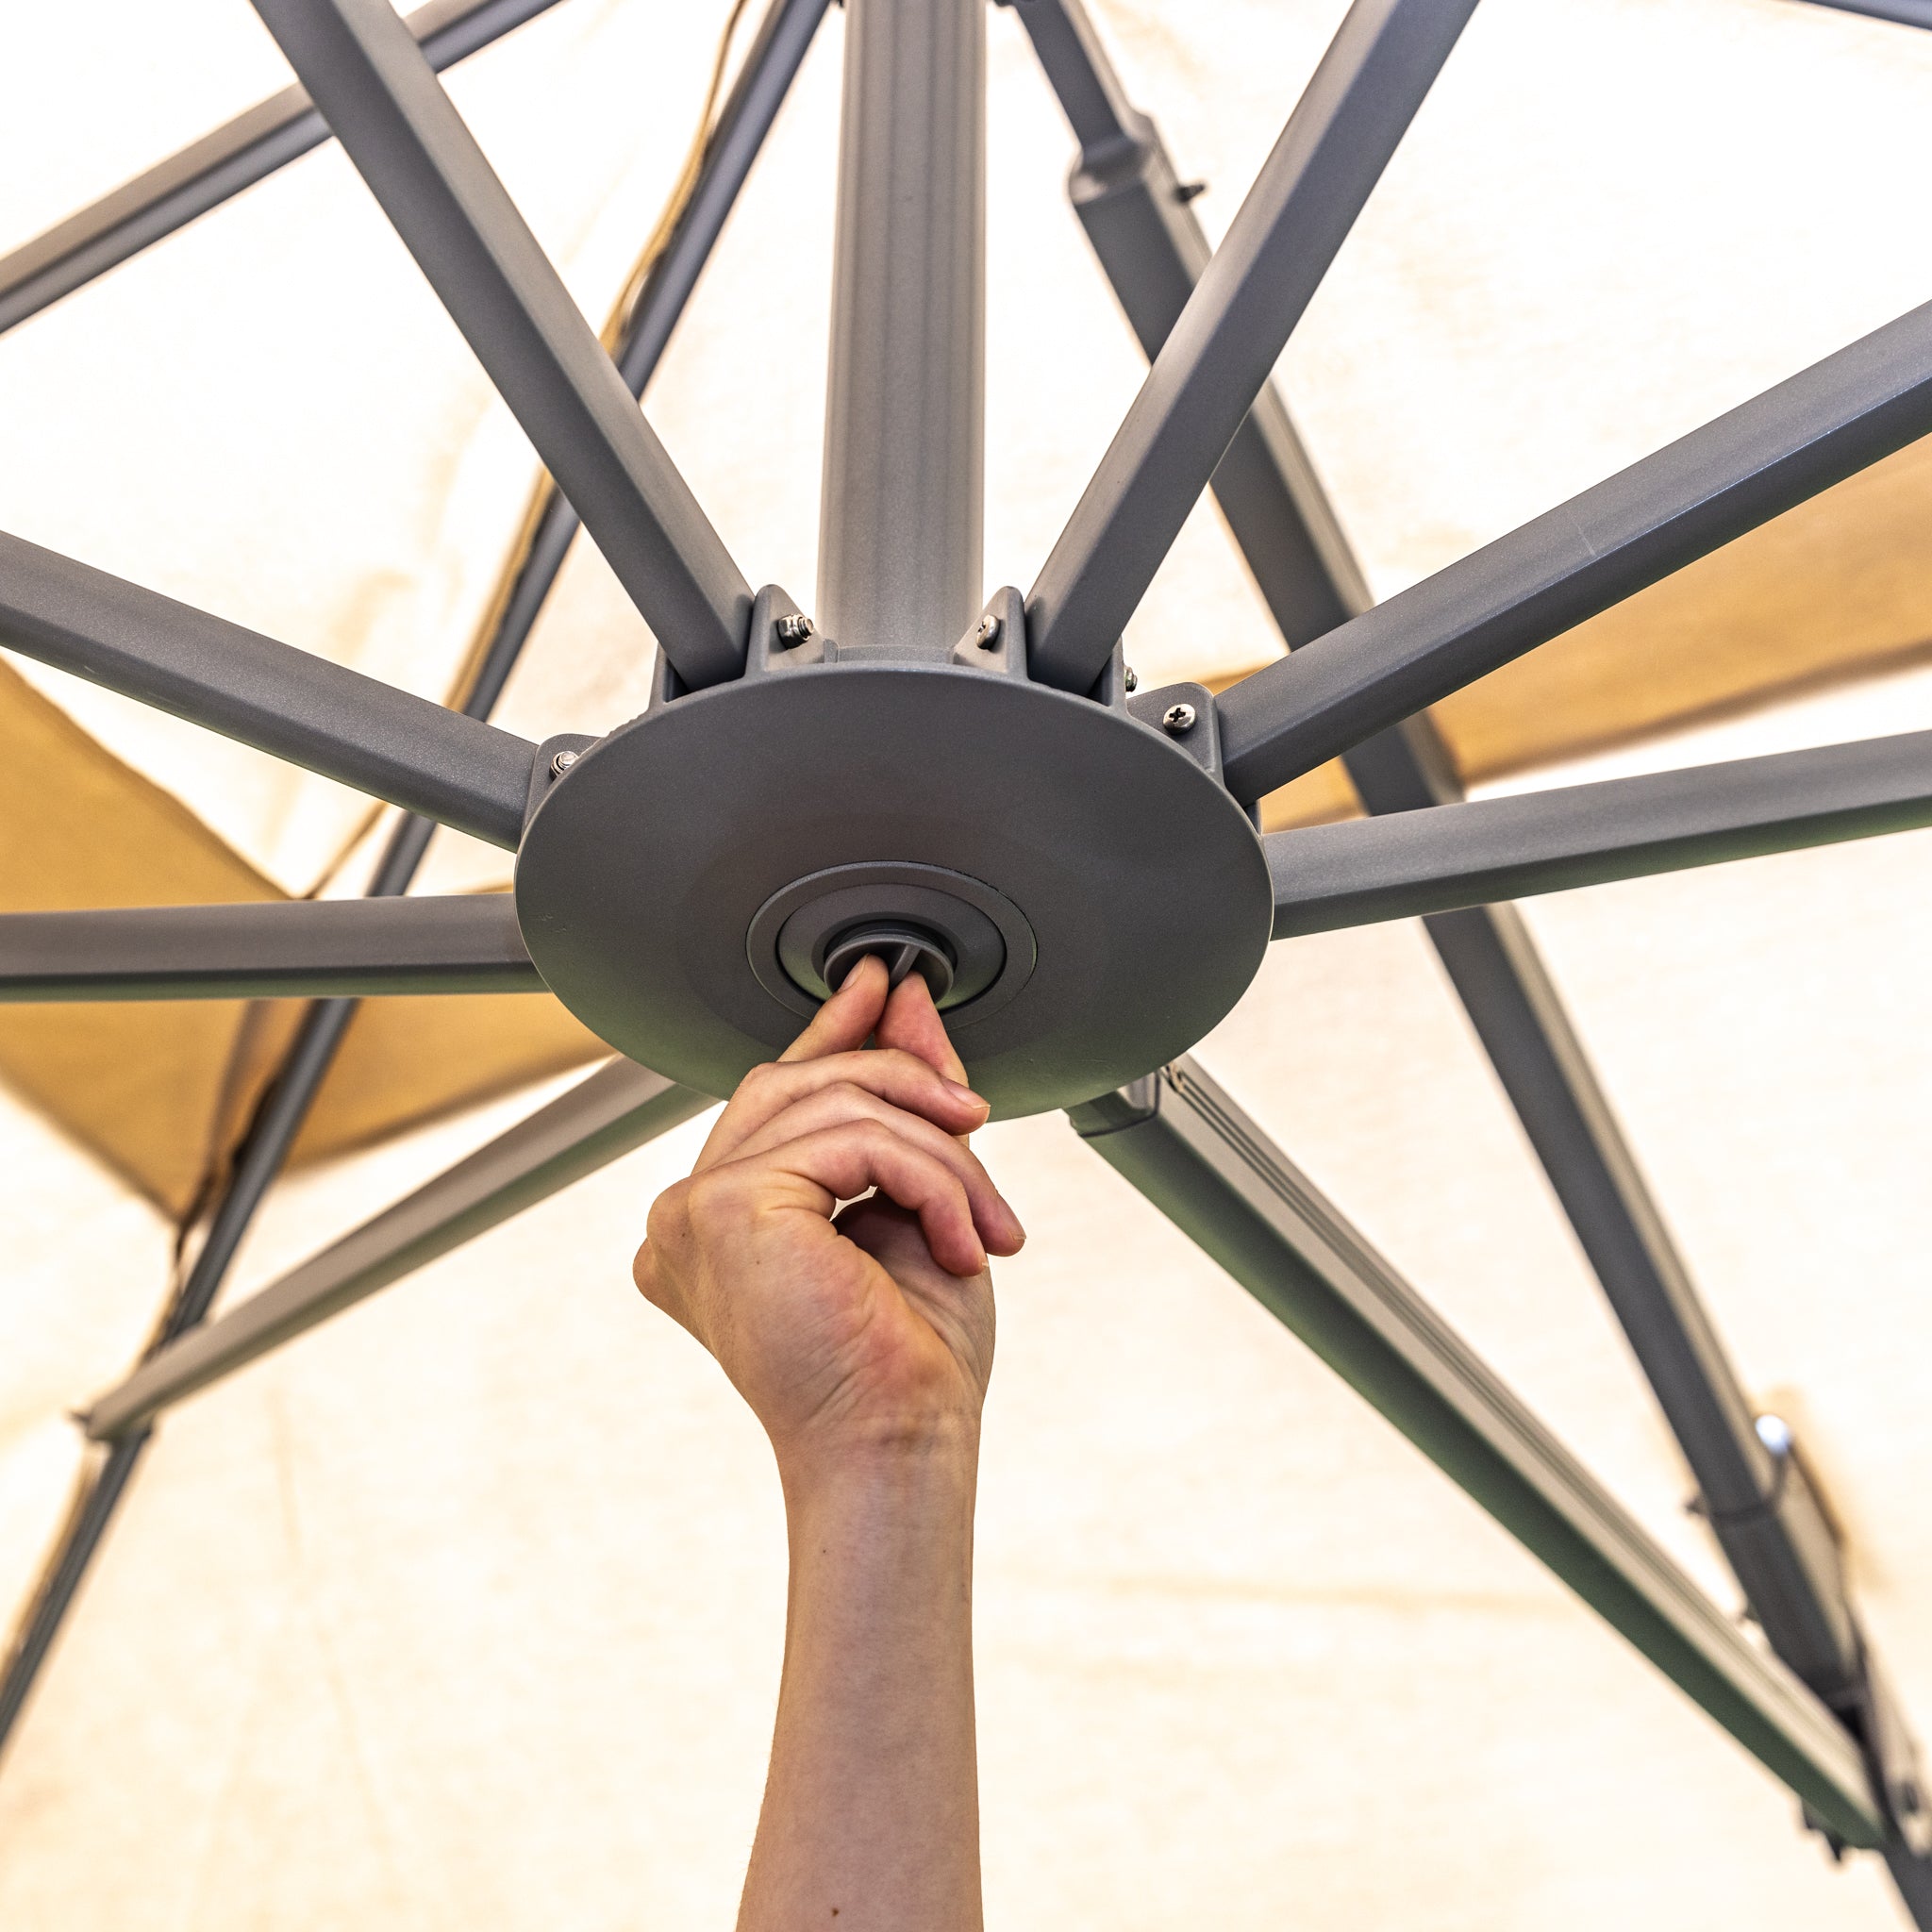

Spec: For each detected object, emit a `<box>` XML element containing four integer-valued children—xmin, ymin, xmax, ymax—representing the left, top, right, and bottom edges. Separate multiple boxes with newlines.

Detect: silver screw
<box><xmin>1161</xmin><ymin>702</ymin><xmax>1196</xmax><ymax>735</ymax></box>
<box><xmin>974</xmin><ymin>613</ymin><xmax>1001</xmax><ymax>649</ymax></box>
<box><xmin>775</xmin><ymin>612</ymin><xmax>816</xmax><ymax>647</ymax></box>
<box><xmin>1755</xmin><ymin>1413</ymin><xmax>1794</xmax><ymax>1457</ymax></box>
<box><xmin>550</xmin><ymin>748</ymin><xmax>578</xmax><ymax>777</ymax></box>
<box><xmin>1124</xmin><ymin>666</ymin><xmax>1139</xmax><ymax>692</ymax></box>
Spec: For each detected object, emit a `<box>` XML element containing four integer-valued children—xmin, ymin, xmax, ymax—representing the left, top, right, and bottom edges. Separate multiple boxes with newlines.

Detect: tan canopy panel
<box><xmin>1254</xmin><ymin>430</ymin><xmax>1932</xmax><ymax>828</ymax></box>
<box><xmin>0</xmin><ymin>658</ymin><xmax>600</xmax><ymax>1216</ymax></box>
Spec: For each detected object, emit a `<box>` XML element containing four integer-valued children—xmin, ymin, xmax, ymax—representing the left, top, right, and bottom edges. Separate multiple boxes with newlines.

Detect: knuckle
<box><xmin>736</xmin><ymin>1059</ymin><xmax>787</xmax><ymax>1102</ymax></box>
<box><xmin>644</xmin><ymin>1181</ymin><xmax>691</xmax><ymax>1247</ymax></box>
<box><xmin>821</xmin><ymin>1079</ymin><xmax>884</xmax><ymax>1120</ymax></box>
<box><xmin>680</xmin><ymin>1169</ymin><xmax>737</xmax><ymax>1224</ymax></box>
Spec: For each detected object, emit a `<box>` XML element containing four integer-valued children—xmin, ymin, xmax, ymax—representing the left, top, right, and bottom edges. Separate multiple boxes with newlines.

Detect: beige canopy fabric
<box><xmin>3</xmin><ymin>0</ymin><xmax>1932</xmax><ymax>1926</ymax></box>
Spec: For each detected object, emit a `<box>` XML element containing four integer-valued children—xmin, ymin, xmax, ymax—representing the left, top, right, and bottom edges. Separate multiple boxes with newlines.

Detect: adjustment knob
<box><xmin>820</xmin><ymin>922</ymin><xmax>956</xmax><ymax>1003</ymax></box>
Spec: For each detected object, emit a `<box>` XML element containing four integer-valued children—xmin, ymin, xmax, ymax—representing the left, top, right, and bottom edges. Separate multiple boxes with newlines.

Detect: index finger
<box><xmin>777</xmin><ymin>952</ymin><xmax>891</xmax><ymax>1063</ymax></box>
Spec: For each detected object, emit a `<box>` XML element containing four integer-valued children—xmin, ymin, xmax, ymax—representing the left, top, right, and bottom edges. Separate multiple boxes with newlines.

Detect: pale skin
<box><xmin>633</xmin><ymin>954</ymin><xmax>1023</xmax><ymax>1932</ymax></box>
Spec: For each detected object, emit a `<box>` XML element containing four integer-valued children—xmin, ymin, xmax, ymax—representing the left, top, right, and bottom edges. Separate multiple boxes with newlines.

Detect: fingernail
<box><xmin>944</xmin><ymin>1079</ymin><xmax>989</xmax><ymax>1113</ymax></box>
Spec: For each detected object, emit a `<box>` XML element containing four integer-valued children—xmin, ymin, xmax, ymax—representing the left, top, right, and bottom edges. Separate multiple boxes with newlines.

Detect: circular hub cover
<box><xmin>514</xmin><ymin>663</ymin><xmax>1271</xmax><ymax>1117</ymax></box>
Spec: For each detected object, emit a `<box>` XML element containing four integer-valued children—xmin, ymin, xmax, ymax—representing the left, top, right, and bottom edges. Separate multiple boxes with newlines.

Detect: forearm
<box><xmin>739</xmin><ymin>1434</ymin><xmax>983</xmax><ymax>1932</ymax></box>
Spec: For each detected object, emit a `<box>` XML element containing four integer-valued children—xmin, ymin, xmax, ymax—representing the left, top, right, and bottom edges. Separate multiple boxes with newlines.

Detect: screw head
<box><xmin>550</xmin><ymin>748</ymin><xmax>578</xmax><ymax>777</ymax></box>
<box><xmin>774</xmin><ymin>612</ymin><xmax>816</xmax><ymax>647</ymax></box>
<box><xmin>1124</xmin><ymin>666</ymin><xmax>1139</xmax><ymax>692</ymax></box>
<box><xmin>1755</xmin><ymin>1413</ymin><xmax>1794</xmax><ymax>1457</ymax></box>
<box><xmin>1161</xmin><ymin>702</ymin><xmax>1197</xmax><ymax>735</ymax></box>
<box><xmin>974</xmin><ymin>613</ymin><xmax>1001</xmax><ymax>649</ymax></box>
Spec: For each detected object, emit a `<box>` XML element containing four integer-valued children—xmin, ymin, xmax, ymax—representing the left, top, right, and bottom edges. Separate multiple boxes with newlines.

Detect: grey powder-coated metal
<box><xmin>819</xmin><ymin>0</ymin><xmax>986</xmax><ymax>658</ymax></box>
<box><xmin>85</xmin><ymin>1059</ymin><xmax>712</xmax><ymax>1441</ymax></box>
<box><xmin>746</xmin><ymin>860</ymin><xmax>1032</xmax><ymax>1021</ymax></box>
<box><xmin>0</xmin><ymin>1433</ymin><xmax>150</xmax><ymax>1754</ymax></box>
<box><xmin>0</xmin><ymin>0</ymin><xmax>566</xmax><ymax>340</ymax></box>
<box><xmin>0</xmin><ymin>0</ymin><xmax>824</xmax><ymax>1760</ymax></box>
<box><xmin>1024</xmin><ymin>0</ymin><xmax>1476</xmax><ymax>693</ymax></box>
<box><xmin>1216</xmin><ymin>296</ymin><xmax>1932</xmax><ymax>802</ymax></box>
<box><xmin>1067</xmin><ymin>1058</ymin><xmax>1887</xmax><ymax>1849</ymax></box>
<box><xmin>1010</xmin><ymin>8</ymin><xmax>1724</xmax><ymax>1523</ymax></box>
<box><xmin>1801</xmin><ymin>0</ymin><xmax>1932</xmax><ymax>26</ymax></box>
<box><xmin>1020</xmin><ymin>4</ymin><xmax>1932</xmax><ymax>1881</ymax></box>
<box><xmin>452</xmin><ymin>0</ymin><xmax>835</xmax><ymax>723</ymax></box>
<box><xmin>5</xmin><ymin>0</ymin><xmax>1932</xmax><ymax>1900</ymax></box>
<box><xmin>0</xmin><ymin>896</ymin><xmax>541</xmax><ymax>1003</ymax></box>
<box><xmin>253</xmin><ymin>0</ymin><xmax>755</xmax><ymax>691</ymax></box>
<box><xmin>1012</xmin><ymin>0</ymin><xmax>1370</xmax><ymax>642</ymax></box>
<box><xmin>513</xmin><ymin>658</ymin><xmax>1272</xmax><ymax>1116</ymax></box>
<box><xmin>0</xmin><ymin>0</ymin><xmax>824</xmax><ymax>1758</ymax></box>
<box><xmin>0</xmin><ymin>529</ymin><xmax>536</xmax><ymax>847</ymax></box>
<box><xmin>616</xmin><ymin>0</ymin><xmax>833</xmax><ymax>396</ymax></box>
<box><xmin>0</xmin><ymin>991</ymin><xmax>360</xmax><ymax>1756</ymax></box>
<box><xmin>1264</xmin><ymin>729</ymin><xmax>1932</xmax><ymax>936</ymax></box>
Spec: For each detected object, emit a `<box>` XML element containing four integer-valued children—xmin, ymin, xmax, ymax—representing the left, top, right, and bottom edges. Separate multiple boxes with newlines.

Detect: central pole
<box><xmin>818</xmin><ymin>0</ymin><xmax>986</xmax><ymax>658</ymax></box>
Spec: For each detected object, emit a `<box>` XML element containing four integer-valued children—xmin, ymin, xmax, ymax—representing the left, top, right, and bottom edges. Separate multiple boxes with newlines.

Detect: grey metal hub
<box><xmin>747</xmin><ymin>859</ymin><xmax>1031</xmax><ymax>1019</ymax></box>
<box><xmin>513</xmin><ymin>661</ymin><xmax>1272</xmax><ymax>1117</ymax></box>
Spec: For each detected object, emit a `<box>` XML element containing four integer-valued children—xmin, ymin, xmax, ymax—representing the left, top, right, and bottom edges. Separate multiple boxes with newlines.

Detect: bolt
<box><xmin>1175</xmin><ymin>179</ymin><xmax>1208</xmax><ymax>205</ymax></box>
<box><xmin>550</xmin><ymin>748</ymin><xmax>578</xmax><ymax>777</ymax></box>
<box><xmin>775</xmin><ymin>612</ymin><xmax>815</xmax><ymax>647</ymax></box>
<box><xmin>1161</xmin><ymin>702</ymin><xmax>1196</xmax><ymax>735</ymax></box>
<box><xmin>1755</xmin><ymin>1413</ymin><xmax>1794</xmax><ymax>1457</ymax></box>
<box><xmin>1124</xmin><ymin>666</ymin><xmax>1139</xmax><ymax>692</ymax></box>
<box><xmin>974</xmin><ymin>613</ymin><xmax>1001</xmax><ymax>649</ymax></box>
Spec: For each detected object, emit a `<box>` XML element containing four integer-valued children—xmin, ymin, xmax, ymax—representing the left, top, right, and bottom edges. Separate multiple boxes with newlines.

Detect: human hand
<box><xmin>633</xmin><ymin>955</ymin><xmax>1022</xmax><ymax>1480</ymax></box>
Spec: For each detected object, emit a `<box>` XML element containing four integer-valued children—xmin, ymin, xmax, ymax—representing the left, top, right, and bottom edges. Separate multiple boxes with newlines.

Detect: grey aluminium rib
<box><xmin>0</xmin><ymin>1433</ymin><xmax>150</xmax><ymax>1756</ymax></box>
<box><xmin>1006</xmin><ymin>0</ymin><xmax>1367</xmax><ymax>653</ymax></box>
<box><xmin>1014</xmin><ymin>0</ymin><xmax>1784</xmax><ymax>1574</ymax></box>
<box><xmin>0</xmin><ymin>0</ymin><xmax>566</xmax><ymax>339</ymax></box>
<box><xmin>1215</xmin><ymin>297</ymin><xmax>1932</xmax><ymax>803</ymax></box>
<box><xmin>1023</xmin><ymin>0</ymin><xmax>1477</xmax><ymax>693</ymax></box>
<box><xmin>1068</xmin><ymin>1057</ymin><xmax>1887</xmax><ymax>1852</ymax></box>
<box><xmin>0</xmin><ymin>990</ymin><xmax>360</xmax><ymax>1758</ymax></box>
<box><xmin>1017</xmin><ymin>8</ymin><xmax>1932</xmax><ymax>1884</ymax></box>
<box><xmin>0</xmin><ymin>895</ymin><xmax>541</xmax><ymax>1002</ymax></box>
<box><xmin>251</xmin><ymin>0</ymin><xmax>755</xmax><ymax>691</ymax></box>
<box><xmin>613</xmin><ymin>0</ymin><xmax>833</xmax><ymax>401</ymax></box>
<box><xmin>0</xmin><ymin>0</ymin><xmax>814</xmax><ymax>1766</ymax></box>
<box><xmin>1799</xmin><ymin>1</ymin><xmax>1932</xmax><ymax>26</ymax></box>
<box><xmin>0</xmin><ymin>530</ymin><xmax>535</xmax><ymax>848</ymax></box>
<box><xmin>1265</xmin><ymin>729</ymin><xmax>1932</xmax><ymax>936</ymax></box>
<box><xmin>465</xmin><ymin>0</ymin><xmax>832</xmax><ymax>710</ymax></box>
<box><xmin>84</xmin><ymin>1058</ymin><xmax>712</xmax><ymax>1441</ymax></box>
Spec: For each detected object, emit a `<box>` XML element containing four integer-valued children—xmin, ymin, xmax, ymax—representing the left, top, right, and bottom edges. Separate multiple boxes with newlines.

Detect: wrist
<box><xmin>775</xmin><ymin>1412</ymin><xmax>981</xmax><ymax>1512</ymax></box>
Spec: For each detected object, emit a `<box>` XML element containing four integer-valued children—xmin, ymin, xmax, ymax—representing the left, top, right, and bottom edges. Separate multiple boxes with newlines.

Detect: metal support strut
<box><xmin>818</xmin><ymin>0</ymin><xmax>987</xmax><ymax>658</ymax></box>
<box><xmin>1012</xmin><ymin>0</ymin><xmax>1932</xmax><ymax>1901</ymax></box>
<box><xmin>0</xmin><ymin>0</ymin><xmax>827</xmax><ymax>1762</ymax></box>
<box><xmin>1068</xmin><ymin>1059</ymin><xmax>1885</xmax><ymax>1850</ymax></box>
